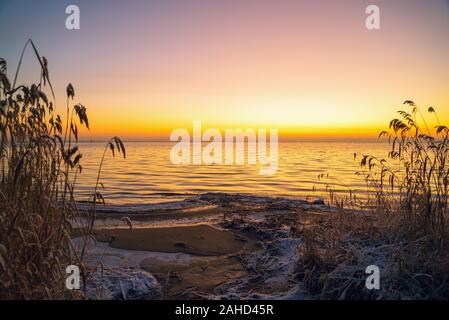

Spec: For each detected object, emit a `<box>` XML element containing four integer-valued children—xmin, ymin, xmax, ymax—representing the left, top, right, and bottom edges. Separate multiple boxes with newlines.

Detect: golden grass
<box><xmin>0</xmin><ymin>40</ymin><xmax>124</xmax><ymax>299</ymax></box>
<box><xmin>301</xmin><ymin>101</ymin><xmax>449</xmax><ymax>299</ymax></box>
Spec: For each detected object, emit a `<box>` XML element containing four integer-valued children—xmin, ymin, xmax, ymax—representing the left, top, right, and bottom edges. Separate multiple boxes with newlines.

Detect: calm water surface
<box><xmin>75</xmin><ymin>141</ymin><xmax>390</xmax><ymax>205</ymax></box>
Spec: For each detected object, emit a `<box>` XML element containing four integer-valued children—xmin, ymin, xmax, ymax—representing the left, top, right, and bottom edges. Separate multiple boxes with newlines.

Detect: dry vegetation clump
<box><xmin>0</xmin><ymin>40</ymin><xmax>124</xmax><ymax>299</ymax></box>
<box><xmin>294</xmin><ymin>210</ymin><xmax>387</xmax><ymax>299</ymax></box>
<box><xmin>296</xmin><ymin>101</ymin><xmax>449</xmax><ymax>299</ymax></box>
<box><xmin>363</xmin><ymin>101</ymin><xmax>449</xmax><ymax>243</ymax></box>
<box><xmin>295</xmin><ymin>209</ymin><xmax>449</xmax><ymax>299</ymax></box>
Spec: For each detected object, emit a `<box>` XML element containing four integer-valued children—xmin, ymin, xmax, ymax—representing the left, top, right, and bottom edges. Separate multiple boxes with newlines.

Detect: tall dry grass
<box><xmin>298</xmin><ymin>100</ymin><xmax>449</xmax><ymax>299</ymax></box>
<box><xmin>357</xmin><ymin>100</ymin><xmax>449</xmax><ymax>244</ymax></box>
<box><xmin>0</xmin><ymin>40</ymin><xmax>124</xmax><ymax>299</ymax></box>
<box><xmin>318</xmin><ymin>100</ymin><xmax>449</xmax><ymax>244</ymax></box>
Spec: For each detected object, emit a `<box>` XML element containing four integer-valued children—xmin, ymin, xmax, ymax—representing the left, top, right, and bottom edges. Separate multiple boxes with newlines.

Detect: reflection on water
<box><xmin>75</xmin><ymin>141</ymin><xmax>390</xmax><ymax>205</ymax></box>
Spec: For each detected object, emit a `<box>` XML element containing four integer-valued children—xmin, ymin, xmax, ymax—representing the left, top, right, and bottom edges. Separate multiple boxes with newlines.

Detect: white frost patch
<box><xmin>210</xmin><ymin>233</ymin><xmax>304</xmax><ymax>300</ymax></box>
<box><xmin>72</xmin><ymin>237</ymin><xmax>192</xmax><ymax>269</ymax></box>
<box><xmin>250</xmin><ymin>237</ymin><xmax>303</xmax><ymax>289</ymax></box>
<box><xmin>86</xmin><ymin>267</ymin><xmax>162</xmax><ymax>300</ymax></box>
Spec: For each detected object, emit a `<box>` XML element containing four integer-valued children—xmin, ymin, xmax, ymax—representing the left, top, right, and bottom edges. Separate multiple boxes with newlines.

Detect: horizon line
<box><xmin>75</xmin><ymin>137</ymin><xmax>387</xmax><ymax>143</ymax></box>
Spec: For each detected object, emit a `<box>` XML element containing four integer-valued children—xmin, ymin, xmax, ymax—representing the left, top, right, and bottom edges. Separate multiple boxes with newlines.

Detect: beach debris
<box><xmin>120</xmin><ymin>216</ymin><xmax>133</xmax><ymax>232</ymax></box>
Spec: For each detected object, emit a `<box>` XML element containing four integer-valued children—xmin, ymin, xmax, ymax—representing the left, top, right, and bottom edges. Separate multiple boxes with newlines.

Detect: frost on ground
<box><xmin>73</xmin><ymin>193</ymin><xmax>411</xmax><ymax>300</ymax></box>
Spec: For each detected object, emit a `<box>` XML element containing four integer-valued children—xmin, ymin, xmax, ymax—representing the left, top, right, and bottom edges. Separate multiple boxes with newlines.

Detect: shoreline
<box><xmin>73</xmin><ymin>193</ymin><xmax>351</xmax><ymax>299</ymax></box>
<box><xmin>74</xmin><ymin>192</ymin><xmax>449</xmax><ymax>300</ymax></box>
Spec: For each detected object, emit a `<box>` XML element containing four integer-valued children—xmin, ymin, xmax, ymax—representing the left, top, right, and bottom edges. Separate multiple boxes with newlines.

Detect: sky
<box><xmin>0</xmin><ymin>0</ymin><xmax>448</xmax><ymax>140</ymax></box>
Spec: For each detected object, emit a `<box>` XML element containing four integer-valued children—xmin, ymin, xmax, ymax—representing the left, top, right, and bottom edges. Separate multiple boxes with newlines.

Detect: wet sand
<box><xmin>141</xmin><ymin>255</ymin><xmax>248</xmax><ymax>297</ymax></box>
<box><xmin>94</xmin><ymin>224</ymin><xmax>257</xmax><ymax>256</ymax></box>
<box><xmin>78</xmin><ymin>223</ymin><xmax>260</xmax><ymax>299</ymax></box>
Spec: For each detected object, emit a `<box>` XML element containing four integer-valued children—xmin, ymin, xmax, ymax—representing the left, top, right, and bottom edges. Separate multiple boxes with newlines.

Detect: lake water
<box><xmin>74</xmin><ymin>140</ymin><xmax>390</xmax><ymax>205</ymax></box>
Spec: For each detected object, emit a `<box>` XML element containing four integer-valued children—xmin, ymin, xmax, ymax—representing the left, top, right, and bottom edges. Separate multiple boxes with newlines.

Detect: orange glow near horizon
<box><xmin>2</xmin><ymin>0</ymin><xmax>448</xmax><ymax>140</ymax></box>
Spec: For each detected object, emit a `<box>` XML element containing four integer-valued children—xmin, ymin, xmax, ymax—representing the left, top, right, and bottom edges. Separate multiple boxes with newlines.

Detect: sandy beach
<box><xmin>73</xmin><ymin>193</ymin><xmax>340</xmax><ymax>299</ymax></box>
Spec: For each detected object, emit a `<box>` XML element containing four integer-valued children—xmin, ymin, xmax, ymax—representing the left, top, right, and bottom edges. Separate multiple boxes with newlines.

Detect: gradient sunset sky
<box><xmin>1</xmin><ymin>0</ymin><xmax>448</xmax><ymax>140</ymax></box>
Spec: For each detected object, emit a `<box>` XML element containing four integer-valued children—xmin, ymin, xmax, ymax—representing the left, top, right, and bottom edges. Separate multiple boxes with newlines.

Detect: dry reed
<box><xmin>0</xmin><ymin>40</ymin><xmax>125</xmax><ymax>299</ymax></box>
<box><xmin>297</xmin><ymin>100</ymin><xmax>449</xmax><ymax>299</ymax></box>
